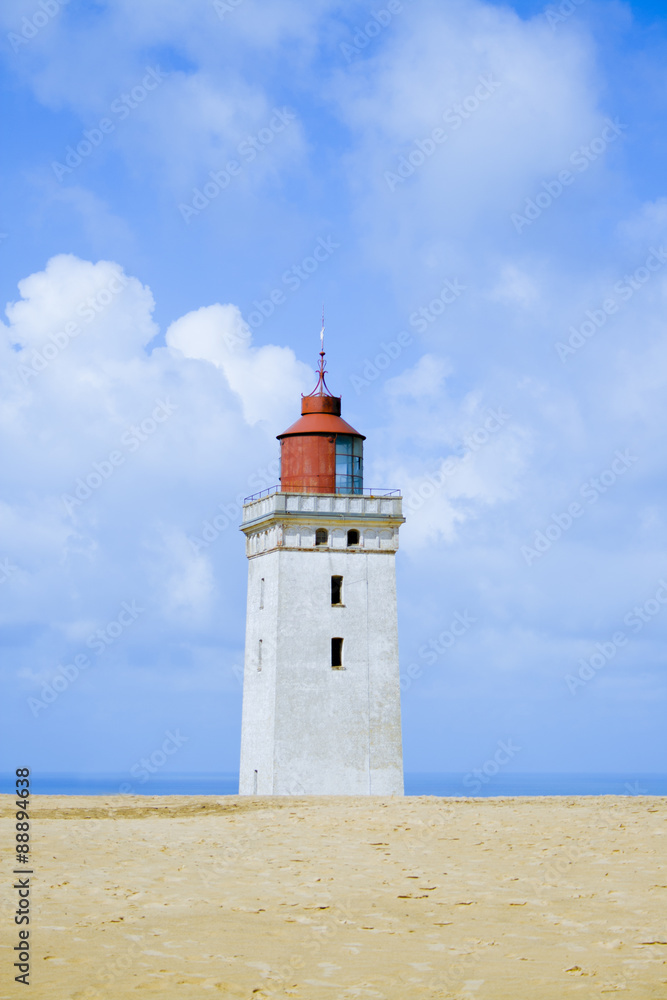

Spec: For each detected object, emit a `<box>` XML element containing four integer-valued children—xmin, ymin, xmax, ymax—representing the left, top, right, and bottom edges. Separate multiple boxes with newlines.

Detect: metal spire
<box><xmin>305</xmin><ymin>308</ymin><xmax>333</xmax><ymax>397</ymax></box>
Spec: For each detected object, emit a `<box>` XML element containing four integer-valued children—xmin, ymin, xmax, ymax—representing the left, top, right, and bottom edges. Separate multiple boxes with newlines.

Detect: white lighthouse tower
<box><xmin>238</xmin><ymin>342</ymin><xmax>404</xmax><ymax>795</ymax></box>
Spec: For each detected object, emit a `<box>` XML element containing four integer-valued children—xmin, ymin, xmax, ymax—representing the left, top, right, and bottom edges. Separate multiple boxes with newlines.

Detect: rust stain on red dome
<box><xmin>277</xmin><ymin>410</ymin><xmax>364</xmax><ymax>440</ymax></box>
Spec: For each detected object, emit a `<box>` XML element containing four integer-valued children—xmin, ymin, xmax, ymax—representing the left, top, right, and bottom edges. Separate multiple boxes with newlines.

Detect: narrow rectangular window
<box><xmin>331</xmin><ymin>575</ymin><xmax>343</xmax><ymax>605</ymax></box>
<box><xmin>258</xmin><ymin>639</ymin><xmax>263</xmax><ymax>672</ymax></box>
<box><xmin>335</xmin><ymin>434</ymin><xmax>363</xmax><ymax>494</ymax></box>
<box><xmin>331</xmin><ymin>637</ymin><xmax>343</xmax><ymax>669</ymax></box>
<box><xmin>253</xmin><ymin>769</ymin><xmax>258</xmax><ymax>794</ymax></box>
<box><xmin>259</xmin><ymin>577</ymin><xmax>265</xmax><ymax>609</ymax></box>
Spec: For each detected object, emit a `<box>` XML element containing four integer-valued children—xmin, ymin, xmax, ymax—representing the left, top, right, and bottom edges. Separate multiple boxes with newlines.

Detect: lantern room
<box><xmin>277</xmin><ymin>347</ymin><xmax>364</xmax><ymax>495</ymax></box>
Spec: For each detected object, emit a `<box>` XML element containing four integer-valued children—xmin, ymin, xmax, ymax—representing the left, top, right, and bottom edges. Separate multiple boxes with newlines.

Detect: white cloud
<box><xmin>385</xmin><ymin>353</ymin><xmax>451</xmax><ymax>398</ymax></box>
<box><xmin>7</xmin><ymin>253</ymin><xmax>154</xmax><ymax>357</ymax></box>
<box><xmin>4</xmin><ymin>0</ymin><xmax>667</xmax><ymax>772</ymax></box>
<box><xmin>149</xmin><ymin>526</ymin><xmax>216</xmax><ymax>624</ymax></box>
<box><xmin>616</xmin><ymin>195</ymin><xmax>667</xmax><ymax>248</ymax></box>
<box><xmin>165</xmin><ymin>303</ymin><xmax>312</xmax><ymax>426</ymax></box>
<box><xmin>488</xmin><ymin>264</ymin><xmax>540</xmax><ymax>308</ymax></box>
<box><xmin>393</xmin><ymin>424</ymin><xmax>528</xmax><ymax>549</ymax></box>
<box><xmin>4</xmin><ymin>1</ymin><xmax>313</xmax><ymax>192</ymax></box>
<box><xmin>329</xmin><ymin>0</ymin><xmax>609</xmax><ymax>300</ymax></box>
<box><xmin>0</xmin><ymin>253</ymin><xmax>308</xmax><ymax>656</ymax></box>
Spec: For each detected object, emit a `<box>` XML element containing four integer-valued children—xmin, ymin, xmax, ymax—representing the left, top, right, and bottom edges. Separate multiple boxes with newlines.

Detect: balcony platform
<box><xmin>240</xmin><ymin>489</ymin><xmax>405</xmax><ymax>556</ymax></box>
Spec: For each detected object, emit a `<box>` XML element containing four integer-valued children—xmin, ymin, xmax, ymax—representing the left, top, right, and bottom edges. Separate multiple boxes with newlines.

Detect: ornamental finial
<box><xmin>305</xmin><ymin>308</ymin><xmax>333</xmax><ymax>397</ymax></box>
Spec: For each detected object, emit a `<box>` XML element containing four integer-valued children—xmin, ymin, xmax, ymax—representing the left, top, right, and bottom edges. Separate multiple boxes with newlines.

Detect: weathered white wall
<box><xmin>239</xmin><ymin>496</ymin><xmax>404</xmax><ymax>796</ymax></box>
<box><xmin>238</xmin><ymin>549</ymin><xmax>280</xmax><ymax>795</ymax></box>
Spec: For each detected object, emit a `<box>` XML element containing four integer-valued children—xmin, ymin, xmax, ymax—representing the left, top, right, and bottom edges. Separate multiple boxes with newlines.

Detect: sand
<box><xmin>1</xmin><ymin>794</ymin><xmax>665</xmax><ymax>999</ymax></box>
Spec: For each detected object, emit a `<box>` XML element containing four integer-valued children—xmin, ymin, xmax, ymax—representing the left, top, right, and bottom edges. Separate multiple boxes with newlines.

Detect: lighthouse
<box><xmin>238</xmin><ymin>340</ymin><xmax>405</xmax><ymax>795</ymax></box>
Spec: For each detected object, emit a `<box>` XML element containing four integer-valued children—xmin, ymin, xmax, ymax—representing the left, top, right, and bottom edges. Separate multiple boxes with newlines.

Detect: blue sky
<box><xmin>2</xmin><ymin>0</ymin><xmax>667</xmax><ymax>779</ymax></box>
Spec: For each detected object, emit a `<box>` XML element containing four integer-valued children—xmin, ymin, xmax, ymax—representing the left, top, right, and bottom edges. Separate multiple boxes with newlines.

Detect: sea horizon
<box><xmin>5</xmin><ymin>771</ymin><xmax>667</xmax><ymax>797</ymax></box>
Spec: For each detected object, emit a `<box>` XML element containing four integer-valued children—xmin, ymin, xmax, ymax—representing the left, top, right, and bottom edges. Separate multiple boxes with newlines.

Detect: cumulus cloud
<box><xmin>166</xmin><ymin>303</ymin><xmax>312</xmax><ymax>425</ymax></box>
<box><xmin>327</xmin><ymin>0</ymin><xmax>615</xmax><ymax>309</ymax></box>
<box><xmin>8</xmin><ymin>253</ymin><xmax>155</xmax><ymax>359</ymax></box>
<box><xmin>4</xmin><ymin>0</ymin><xmax>667</xmax><ymax>771</ymax></box>
<box><xmin>0</xmin><ymin>253</ymin><xmax>309</xmax><ymax>698</ymax></box>
<box><xmin>376</xmin><ymin>355</ymin><xmax>530</xmax><ymax>548</ymax></box>
<box><xmin>385</xmin><ymin>353</ymin><xmax>452</xmax><ymax>398</ymax></box>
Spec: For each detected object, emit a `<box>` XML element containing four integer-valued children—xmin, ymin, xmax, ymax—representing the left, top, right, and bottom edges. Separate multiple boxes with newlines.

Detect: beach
<box><xmin>1</xmin><ymin>794</ymin><xmax>665</xmax><ymax>998</ymax></box>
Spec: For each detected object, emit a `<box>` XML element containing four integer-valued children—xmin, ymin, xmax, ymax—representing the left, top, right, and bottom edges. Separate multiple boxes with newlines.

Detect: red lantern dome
<box><xmin>277</xmin><ymin>342</ymin><xmax>364</xmax><ymax>495</ymax></box>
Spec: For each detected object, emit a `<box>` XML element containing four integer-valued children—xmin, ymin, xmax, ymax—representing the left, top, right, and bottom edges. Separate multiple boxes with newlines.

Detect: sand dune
<box><xmin>1</xmin><ymin>795</ymin><xmax>665</xmax><ymax>998</ymax></box>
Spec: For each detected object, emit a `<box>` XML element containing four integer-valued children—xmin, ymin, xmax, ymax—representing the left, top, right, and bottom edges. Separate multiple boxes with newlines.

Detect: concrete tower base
<box><xmin>239</xmin><ymin>491</ymin><xmax>404</xmax><ymax>796</ymax></box>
